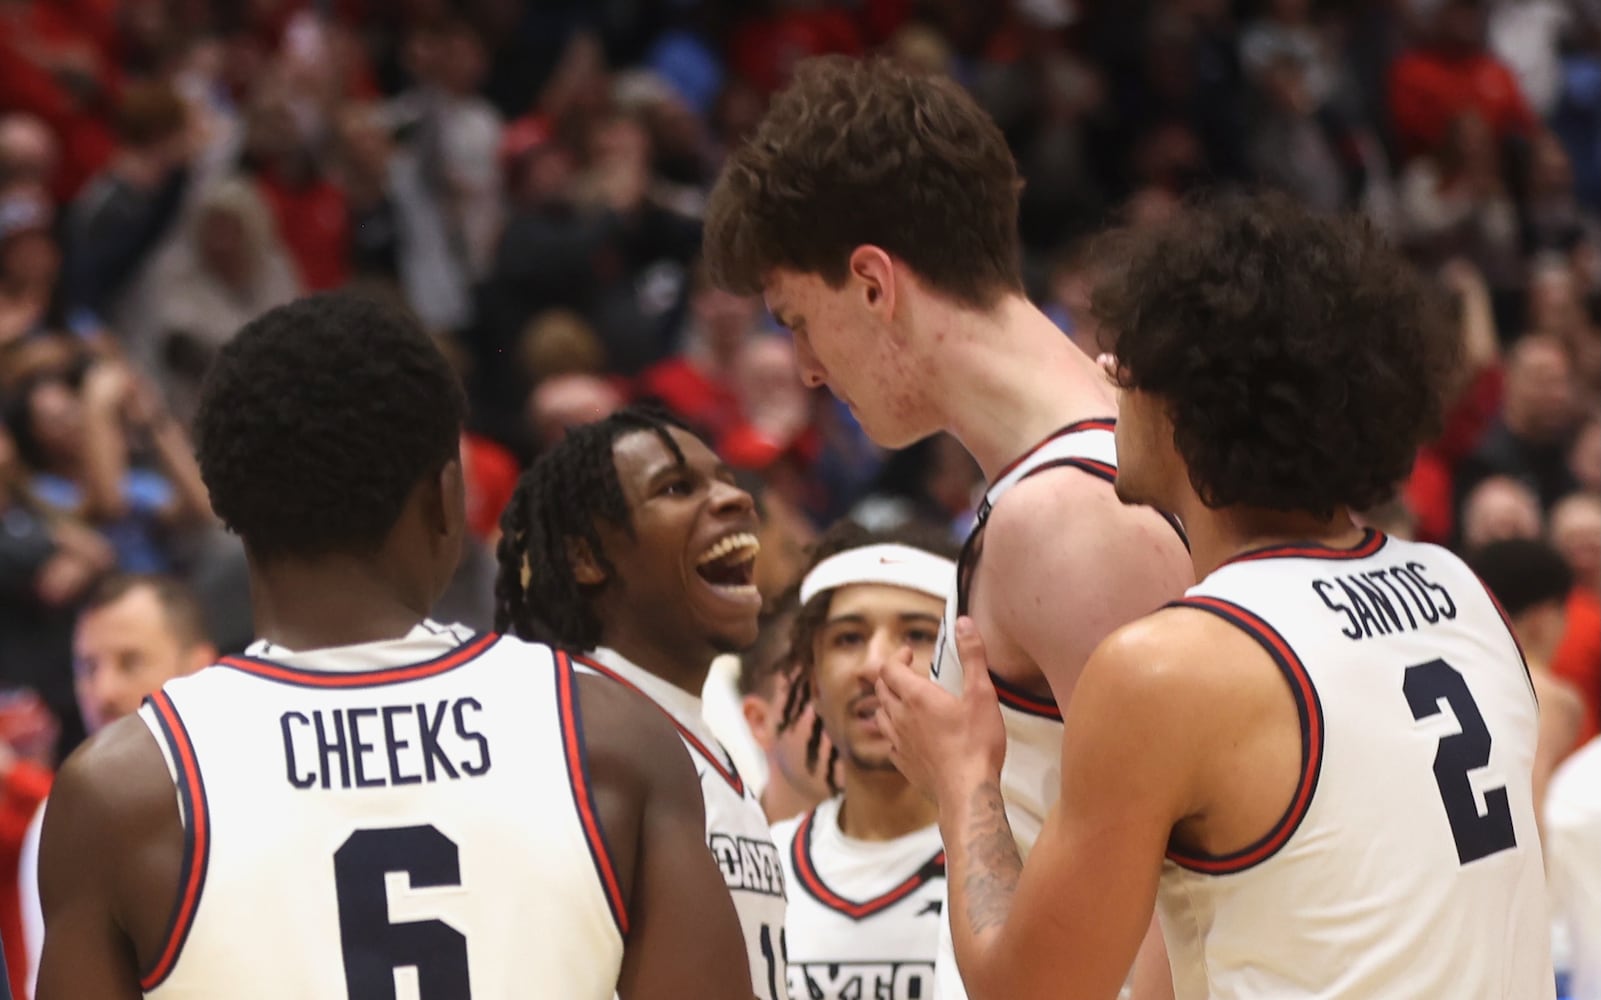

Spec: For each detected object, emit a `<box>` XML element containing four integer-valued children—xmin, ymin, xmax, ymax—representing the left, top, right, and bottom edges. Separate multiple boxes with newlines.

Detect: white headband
<box><xmin>799</xmin><ymin>543</ymin><xmax>957</xmax><ymax>606</ymax></box>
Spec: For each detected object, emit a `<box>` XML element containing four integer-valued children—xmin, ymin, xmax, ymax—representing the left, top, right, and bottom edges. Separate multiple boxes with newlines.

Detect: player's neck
<box><xmin>248</xmin><ymin>557</ymin><xmax>434</xmax><ymax>651</ymax></box>
<box><xmin>1180</xmin><ymin>500</ymin><xmax>1366</xmax><ymax>580</ymax></box>
<box><xmin>932</xmin><ymin>296</ymin><xmax>1116</xmax><ymax>481</ymax></box>
<box><xmin>599</xmin><ymin>628</ymin><xmax>711</xmax><ymax>697</ymax></box>
<box><xmin>838</xmin><ymin>766</ymin><xmax>936</xmax><ymax>842</ymax></box>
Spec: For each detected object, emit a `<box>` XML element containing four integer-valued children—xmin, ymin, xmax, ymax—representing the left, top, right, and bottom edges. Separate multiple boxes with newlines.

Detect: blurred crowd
<box><xmin>0</xmin><ymin>0</ymin><xmax>1599</xmax><ymax>995</ymax></box>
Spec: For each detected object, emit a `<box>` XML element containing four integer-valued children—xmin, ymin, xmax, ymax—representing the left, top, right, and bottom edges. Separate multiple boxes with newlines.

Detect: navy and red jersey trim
<box><xmin>1222</xmin><ymin>529</ymin><xmax>1387</xmax><ymax>569</ymax></box>
<box><xmin>139</xmin><ymin>691</ymin><xmax>212</xmax><ymax>992</ymax></box>
<box><xmin>216</xmin><ymin>632</ymin><xmax>499</xmax><ymax>688</ymax></box>
<box><xmin>1473</xmin><ymin>578</ymin><xmax>1538</xmax><ymax>704</ymax></box>
<box><xmin>791</xmin><ymin>809</ymin><xmax>945</xmax><ymax>921</ymax></box>
<box><xmin>987</xmin><ymin>418</ymin><xmax>1118</xmax><ymax>485</ymax></box>
<box><xmin>572</xmin><ymin>653</ymin><xmax>745</xmax><ymax>796</ymax></box>
<box><xmin>555</xmin><ymin>651</ymin><xmax>631</xmax><ymax>937</ymax></box>
<box><xmin>990</xmin><ymin>670</ymin><xmax>1062</xmax><ymax>721</ymax></box>
<box><xmin>1163</xmin><ymin>596</ymin><xmax>1325</xmax><ymax>875</ymax></box>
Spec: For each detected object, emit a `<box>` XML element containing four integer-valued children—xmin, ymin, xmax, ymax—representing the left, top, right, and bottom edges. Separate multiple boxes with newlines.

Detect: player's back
<box><xmin>1160</xmin><ymin>532</ymin><xmax>1554</xmax><ymax>999</ymax></box>
<box><xmin>137</xmin><ymin>622</ymin><xmax>626</xmax><ymax>999</ymax></box>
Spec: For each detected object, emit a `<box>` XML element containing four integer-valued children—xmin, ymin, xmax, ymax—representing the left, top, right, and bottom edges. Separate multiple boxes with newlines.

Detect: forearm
<box><xmin>149</xmin><ymin>421</ymin><xmax>213</xmax><ymax>524</ymax></box>
<box><xmin>78</xmin><ymin>405</ymin><xmax>129</xmax><ymax>521</ymax></box>
<box><xmin>939</xmin><ymin>777</ymin><xmax>1025</xmax><ymax>1000</ymax></box>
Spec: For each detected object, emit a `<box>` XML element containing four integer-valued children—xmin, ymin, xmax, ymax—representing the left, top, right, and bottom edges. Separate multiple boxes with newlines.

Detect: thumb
<box><xmin>955</xmin><ymin>617</ymin><xmax>996</xmax><ymax>701</ymax></box>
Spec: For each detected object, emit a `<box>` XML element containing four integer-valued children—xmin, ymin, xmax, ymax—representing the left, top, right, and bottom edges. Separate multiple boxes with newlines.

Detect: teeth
<box><xmin>697</xmin><ymin>532</ymin><xmax>762</xmax><ymax>566</ymax></box>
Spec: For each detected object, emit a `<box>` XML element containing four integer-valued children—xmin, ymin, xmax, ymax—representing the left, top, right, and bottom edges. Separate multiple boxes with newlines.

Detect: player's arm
<box><xmin>879</xmin><ymin>614</ymin><xmax>1217</xmax><ymax>1000</ymax></box>
<box><xmin>981</xmin><ymin>472</ymin><xmax>1192</xmax><ymax>707</ymax></box>
<box><xmin>577</xmin><ymin>676</ymin><xmax>754</xmax><ymax>1000</ymax></box>
<box><xmin>36</xmin><ymin>719</ymin><xmax>181</xmax><ymax>1000</ymax></box>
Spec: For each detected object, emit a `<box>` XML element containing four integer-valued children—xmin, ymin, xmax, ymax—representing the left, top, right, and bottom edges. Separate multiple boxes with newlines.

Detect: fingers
<box><xmin>955</xmin><ymin>617</ymin><xmax>997</xmax><ymax>699</ymax></box>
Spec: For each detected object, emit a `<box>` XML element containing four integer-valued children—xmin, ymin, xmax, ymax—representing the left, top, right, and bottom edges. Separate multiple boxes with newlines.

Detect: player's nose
<box><xmin>791</xmin><ymin>333</ymin><xmax>827</xmax><ymax>389</ymax></box>
<box><xmin>707</xmin><ymin>476</ymin><xmax>755</xmax><ymax>518</ymax></box>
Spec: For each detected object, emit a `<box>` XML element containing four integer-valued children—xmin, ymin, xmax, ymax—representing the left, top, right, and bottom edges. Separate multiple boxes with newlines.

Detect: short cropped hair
<box><xmin>194</xmin><ymin>293</ymin><xmax>465</xmax><ymax>561</ymax></box>
<box><xmin>1465</xmin><ymin>539</ymin><xmax>1573</xmax><ymax>618</ymax></box>
<box><xmin>1096</xmin><ymin>193</ymin><xmax>1457</xmax><ymax>518</ymax></box>
<box><xmin>82</xmin><ymin>573</ymin><xmax>208</xmax><ymax>649</ymax></box>
<box><xmin>704</xmin><ymin>56</ymin><xmax>1024</xmax><ymax>310</ymax></box>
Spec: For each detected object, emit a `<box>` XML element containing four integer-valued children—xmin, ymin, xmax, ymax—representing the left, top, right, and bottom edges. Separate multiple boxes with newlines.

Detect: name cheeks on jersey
<box><xmin>280</xmin><ymin>698</ymin><xmax>491</xmax><ymax>791</ymax></box>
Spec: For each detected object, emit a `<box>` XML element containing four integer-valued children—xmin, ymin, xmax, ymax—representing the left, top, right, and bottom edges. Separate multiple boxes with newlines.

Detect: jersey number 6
<box><xmin>334</xmin><ymin>825</ymin><xmax>471</xmax><ymax>999</ymax></box>
<box><xmin>1403</xmin><ymin>658</ymin><xmax>1518</xmax><ymax>866</ymax></box>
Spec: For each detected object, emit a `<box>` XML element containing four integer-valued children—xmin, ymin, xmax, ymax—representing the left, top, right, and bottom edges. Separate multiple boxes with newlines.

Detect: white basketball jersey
<box><xmin>771</xmin><ymin>796</ymin><xmax>945</xmax><ymax>1000</ymax></box>
<box><xmin>137</xmin><ymin>621</ymin><xmax>627</xmax><ymax>1000</ymax></box>
<box><xmin>1158</xmin><ymin>533</ymin><xmax>1554</xmax><ymax>999</ymax></box>
<box><xmin>1547</xmin><ymin>737</ymin><xmax>1601</xmax><ymax>1000</ymax></box>
<box><xmin>575</xmin><ymin>648</ymin><xmax>790</xmax><ymax>1000</ymax></box>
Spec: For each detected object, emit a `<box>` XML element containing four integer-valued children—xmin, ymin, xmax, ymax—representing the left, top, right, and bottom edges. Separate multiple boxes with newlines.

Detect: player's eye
<box><xmin>659</xmin><ymin>476</ymin><xmax>694</xmax><ymax>497</ymax></box>
<box><xmin>828</xmin><ymin>631</ymin><xmax>865</xmax><ymax>650</ymax></box>
<box><xmin>906</xmin><ymin>628</ymin><xmax>938</xmax><ymax>646</ymax></box>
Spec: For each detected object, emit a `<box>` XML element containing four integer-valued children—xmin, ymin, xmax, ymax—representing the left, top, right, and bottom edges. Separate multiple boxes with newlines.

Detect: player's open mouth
<box><xmin>695</xmin><ymin>532</ymin><xmax>761</xmax><ymax>603</ymax></box>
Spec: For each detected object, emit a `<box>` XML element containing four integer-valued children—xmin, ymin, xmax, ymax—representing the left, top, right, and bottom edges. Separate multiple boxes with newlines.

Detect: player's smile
<box><xmin>691</xmin><ymin>526</ymin><xmax>763</xmax><ymax>614</ymax></box>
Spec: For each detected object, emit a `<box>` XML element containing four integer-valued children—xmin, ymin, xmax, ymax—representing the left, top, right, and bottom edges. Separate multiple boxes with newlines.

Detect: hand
<box><xmin>1440</xmin><ymin>258</ymin><xmax>1488</xmax><ymax>301</ymax></box>
<box><xmin>122</xmin><ymin>373</ymin><xmax>170</xmax><ymax>432</ymax></box>
<box><xmin>35</xmin><ymin>550</ymin><xmax>102</xmax><ymax>607</ymax></box>
<box><xmin>876</xmin><ymin>616</ymin><xmax>1007</xmax><ymax>805</ymax></box>
<box><xmin>80</xmin><ymin>360</ymin><xmax>132</xmax><ymax>412</ymax></box>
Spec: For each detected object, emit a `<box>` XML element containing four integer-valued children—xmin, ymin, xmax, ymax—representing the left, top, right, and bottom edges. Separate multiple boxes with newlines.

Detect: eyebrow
<box><xmin>824</xmin><ymin>612</ymin><xmax>943</xmax><ymax>628</ymax></box>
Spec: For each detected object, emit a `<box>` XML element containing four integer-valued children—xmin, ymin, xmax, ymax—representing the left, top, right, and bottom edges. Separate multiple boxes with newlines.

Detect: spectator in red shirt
<box><xmin>242</xmin><ymin>92</ymin><xmax>350</xmax><ymax>292</ymax></box>
<box><xmin>636</xmin><ymin>262</ymin><xmax>762</xmax><ymax>442</ymax></box>
<box><xmin>1389</xmin><ymin>0</ymin><xmax>1537</xmax><ymax>162</ymax></box>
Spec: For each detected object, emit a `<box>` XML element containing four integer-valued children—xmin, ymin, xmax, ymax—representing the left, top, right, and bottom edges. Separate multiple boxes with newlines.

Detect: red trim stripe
<box><xmin>573</xmin><ymin>654</ymin><xmax>745</xmax><ymax>795</ymax></box>
<box><xmin>218</xmin><ymin>632</ymin><xmax>499</xmax><ymax>688</ymax></box>
<box><xmin>1164</xmin><ymin>597</ymin><xmax>1325</xmax><ymax>875</ymax></box>
<box><xmin>139</xmin><ymin>693</ymin><xmax>211</xmax><ymax>991</ymax></box>
<box><xmin>988</xmin><ymin>418</ymin><xmax>1117</xmax><ymax>484</ymax></box>
<box><xmin>556</xmin><ymin>652</ymin><xmax>630</xmax><ymax>937</ymax></box>
<box><xmin>990</xmin><ymin>671</ymin><xmax>1062</xmax><ymax>721</ymax></box>
<box><xmin>790</xmin><ymin>810</ymin><xmax>945</xmax><ymax>921</ymax></box>
<box><xmin>1223</xmin><ymin>529</ymin><xmax>1387</xmax><ymax>568</ymax></box>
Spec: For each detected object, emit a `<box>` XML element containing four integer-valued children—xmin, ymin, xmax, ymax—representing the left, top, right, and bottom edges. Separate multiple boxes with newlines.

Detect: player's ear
<box><xmin>432</xmin><ymin>457</ymin><xmax>468</xmax><ymax>546</ymax></box>
<box><xmin>566</xmin><ymin>536</ymin><xmax>607</xmax><ymax>587</ymax></box>
<box><xmin>741</xmin><ymin>693</ymin><xmax>777</xmax><ymax>749</ymax></box>
<box><xmin>848</xmin><ymin>245</ymin><xmax>895</xmax><ymax>316</ymax></box>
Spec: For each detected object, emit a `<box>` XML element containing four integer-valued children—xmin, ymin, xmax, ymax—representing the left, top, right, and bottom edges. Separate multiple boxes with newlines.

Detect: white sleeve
<box><xmin>19</xmin><ymin>799</ymin><xmax>46</xmax><ymax>996</ymax></box>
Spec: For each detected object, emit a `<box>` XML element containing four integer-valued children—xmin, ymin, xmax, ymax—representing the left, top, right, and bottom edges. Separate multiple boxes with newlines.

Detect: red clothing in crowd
<box><xmin>636</xmin><ymin>358</ymin><xmax>744</xmax><ymax>442</ymax></box>
<box><xmin>0</xmin><ymin>761</ymin><xmax>51</xmax><ymax>1000</ymax></box>
<box><xmin>254</xmin><ymin>170</ymin><xmax>350</xmax><ymax>292</ymax></box>
<box><xmin>0</xmin><ymin>0</ymin><xmax>121</xmax><ymax>201</ymax></box>
<box><xmin>462</xmin><ymin>433</ymin><xmax>519</xmax><ymax>542</ymax></box>
<box><xmin>1389</xmin><ymin>49</ymin><xmax>1537</xmax><ymax>160</ymax></box>
<box><xmin>1404</xmin><ymin>366</ymin><xmax>1504</xmax><ymax>544</ymax></box>
<box><xmin>1554</xmin><ymin>588</ymin><xmax>1601</xmax><ymax>747</ymax></box>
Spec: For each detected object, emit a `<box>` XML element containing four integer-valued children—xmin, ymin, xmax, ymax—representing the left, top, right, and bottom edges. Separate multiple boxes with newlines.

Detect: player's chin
<box><xmin>710</xmin><ymin>619</ymin><xmax>762</xmax><ymax>655</ymax></box>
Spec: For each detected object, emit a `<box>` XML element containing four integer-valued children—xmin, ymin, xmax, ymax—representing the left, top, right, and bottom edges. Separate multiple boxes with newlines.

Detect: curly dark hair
<box><xmin>1094</xmin><ymin>193</ymin><xmax>1458</xmax><ymax>518</ymax></box>
<box><xmin>704</xmin><ymin>55</ymin><xmax>1024</xmax><ymax>311</ymax></box>
<box><xmin>777</xmin><ymin>518</ymin><xmax>960</xmax><ymax>785</ymax></box>
<box><xmin>194</xmin><ymin>293</ymin><xmax>465</xmax><ymax>561</ymax></box>
<box><xmin>493</xmin><ymin>406</ymin><xmax>689</xmax><ymax>652</ymax></box>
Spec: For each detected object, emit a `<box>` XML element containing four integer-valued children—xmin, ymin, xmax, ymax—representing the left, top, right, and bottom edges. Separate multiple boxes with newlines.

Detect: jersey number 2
<box><xmin>1403</xmin><ymin>658</ymin><xmax>1518</xmax><ymax>865</ymax></box>
<box><xmin>334</xmin><ymin>825</ymin><xmax>471</xmax><ymax>999</ymax></box>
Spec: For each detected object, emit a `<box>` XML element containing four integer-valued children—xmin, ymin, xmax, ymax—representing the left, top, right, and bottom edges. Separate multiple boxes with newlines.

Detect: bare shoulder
<box><xmin>574</xmin><ymin>672</ymin><xmax>699</xmax><ymax>793</ymax></box>
<box><xmin>1077</xmin><ymin>605</ymin><xmax>1300</xmax><ymax>734</ymax></box>
<box><xmin>982</xmin><ymin>470</ymin><xmax>1190</xmax><ymax>585</ymax></box>
<box><xmin>46</xmin><ymin>714</ymin><xmax>177</xmax><ymax>850</ymax></box>
<box><xmin>974</xmin><ymin>471</ymin><xmax>1193</xmax><ymax>697</ymax></box>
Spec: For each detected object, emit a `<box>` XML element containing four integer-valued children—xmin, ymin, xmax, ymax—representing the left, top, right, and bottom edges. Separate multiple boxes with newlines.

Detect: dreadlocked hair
<box><xmin>493</xmin><ymin>405</ymin><xmax>690</xmax><ymax>651</ymax></box>
<box><xmin>777</xmin><ymin>518</ymin><xmax>960</xmax><ymax>789</ymax></box>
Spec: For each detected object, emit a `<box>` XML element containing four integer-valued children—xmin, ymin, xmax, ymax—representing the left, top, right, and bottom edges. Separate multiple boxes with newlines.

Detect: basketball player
<box><xmin>740</xmin><ymin>606</ymin><xmax>834</xmax><ymax>823</ymax></box>
<box><xmin>35</xmin><ymin>295</ymin><xmax>751</xmax><ymax>999</ymax></box>
<box><xmin>876</xmin><ymin>195</ymin><xmax>1556</xmax><ymax>998</ymax></box>
<box><xmin>769</xmin><ymin>521</ymin><xmax>955</xmax><ymax>1000</ymax></box>
<box><xmin>704</xmin><ymin>55</ymin><xmax>1193</xmax><ymax>997</ymax></box>
<box><xmin>494</xmin><ymin>407</ymin><xmax>790</xmax><ymax>1000</ymax></box>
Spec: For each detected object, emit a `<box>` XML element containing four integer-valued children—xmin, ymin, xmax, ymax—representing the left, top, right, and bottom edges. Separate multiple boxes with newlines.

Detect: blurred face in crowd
<box><xmin>693</xmin><ymin>284</ymin><xmax>761</xmax><ymax>362</ymax></box>
<box><xmin>74</xmin><ymin>584</ymin><xmax>214</xmax><ymax>733</ymax></box>
<box><xmin>0</xmin><ymin>116</ymin><xmax>58</xmax><ymax>189</ymax></box>
<box><xmin>1550</xmin><ymin>494</ymin><xmax>1601</xmax><ymax>589</ymax></box>
<box><xmin>811</xmin><ymin>583</ymin><xmax>943</xmax><ymax>771</ymax></box>
<box><xmin>1</xmin><ymin>226</ymin><xmax>61</xmax><ymax>294</ymax></box>
<box><xmin>528</xmin><ymin>374</ymin><xmax>624</xmax><ymax>449</ymax></box>
<box><xmin>1503</xmin><ymin>337</ymin><xmax>1576</xmax><ymax>440</ymax></box>
<box><xmin>24</xmin><ymin>376</ymin><xmax>83</xmax><ymax>467</ymax></box>
<box><xmin>196</xmin><ymin>205</ymin><xmax>255</xmax><ymax>291</ymax></box>
<box><xmin>1437</xmin><ymin>0</ymin><xmax>1486</xmax><ymax>51</ymax></box>
<box><xmin>1527</xmin><ymin>265</ymin><xmax>1583</xmax><ymax>337</ymax></box>
<box><xmin>1571</xmin><ymin>420</ymin><xmax>1601</xmax><ymax>494</ymax></box>
<box><xmin>1461</xmin><ymin>476</ymin><xmax>1543</xmax><ymax>550</ymax></box>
